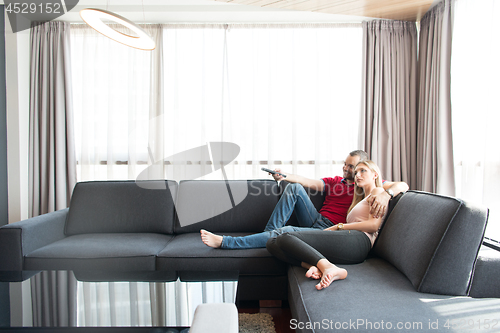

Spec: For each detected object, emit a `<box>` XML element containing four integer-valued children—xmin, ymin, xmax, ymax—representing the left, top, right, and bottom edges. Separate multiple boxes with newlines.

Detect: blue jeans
<box><xmin>221</xmin><ymin>183</ymin><xmax>333</xmax><ymax>249</ymax></box>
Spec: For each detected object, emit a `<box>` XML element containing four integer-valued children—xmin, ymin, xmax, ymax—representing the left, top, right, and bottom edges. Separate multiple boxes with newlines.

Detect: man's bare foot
<box><xmin>200</xmin><ymin>229</ymin><xmax>223</xmax><ymax>248</ymax></box>
<box><xmin>305</xmin><ymin>266</ymin><xmax>322</xmax><ymax>280</ymax></box>
<box><xmin>315</xmin><ymin>267</ymin><xmax>348</xmax><ymax>290</ymax></box>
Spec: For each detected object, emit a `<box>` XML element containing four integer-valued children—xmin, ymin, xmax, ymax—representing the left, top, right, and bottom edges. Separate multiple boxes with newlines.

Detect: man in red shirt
<box><xmin>201</xmin><ymin>150</ymin><xmax>408</xmax><ymax>249</ymax></box>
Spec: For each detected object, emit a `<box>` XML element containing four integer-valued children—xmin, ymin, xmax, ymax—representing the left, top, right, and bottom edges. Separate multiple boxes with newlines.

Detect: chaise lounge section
<box><xmin>288</xmin><ymin>190</ymin><xmax>500</xmax><ymax>332</ymax></box>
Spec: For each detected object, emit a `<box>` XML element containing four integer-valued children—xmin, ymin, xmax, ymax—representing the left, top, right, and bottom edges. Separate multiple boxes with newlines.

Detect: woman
<box><xmin>266</xmin><ymin>160</ymin><xmax>387</xmax><ymax>291</ymax></box>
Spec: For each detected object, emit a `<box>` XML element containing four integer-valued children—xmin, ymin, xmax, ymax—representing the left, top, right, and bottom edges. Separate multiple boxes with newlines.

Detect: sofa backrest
<box><xmin>174</xmin><ymin>180</ymin><xmax>279</xmax><ymax>233</ymax></box>
<box><xmin>372</xmin><ymin>190</ymin><xmax>488</xmax><ymax>296</ymax></box>
<box><xmin>65</xmin><ymin>181</ymin><xmax>177</xmax><ymax>235</ymax></box>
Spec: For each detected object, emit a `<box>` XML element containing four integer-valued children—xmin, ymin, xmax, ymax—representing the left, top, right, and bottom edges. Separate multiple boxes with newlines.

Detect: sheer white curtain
<box><xmin>71</xmin><ymin>24</ymin><xmax>161</xmax><ymax>181</ymax></box>
<box><xmin>161</xmin><ymin>24</ymin><xmax>362</xmax><ymax>180</ymax></box>
<box><xmin>72</xmin><ymin>24</ymin><xmax>363</xmax><ymax>183</ymax></box>
<box><xmin>451</xmin><ymin>0</ymin><xmax>500</xmax><ymax>240</ymax></box>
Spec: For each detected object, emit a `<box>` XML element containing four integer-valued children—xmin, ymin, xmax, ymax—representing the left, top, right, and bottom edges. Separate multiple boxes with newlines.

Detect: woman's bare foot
<box><xmin>200</xmin><ymin>229</ymin><xmax>223</xmax><ymax>248</ymax></box>
<box><xmin>315</xmin><ymin>266</ymin><xmax>348</xmax><ymax>290</ymax></box>
<box><xmin>305</xmin><ymin>266</ymin><xmax>322</xmax><ymax>280</ymax></box>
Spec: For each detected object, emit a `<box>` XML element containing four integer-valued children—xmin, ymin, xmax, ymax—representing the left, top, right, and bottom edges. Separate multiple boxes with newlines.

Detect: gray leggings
<box><xmin>266</xmin><ymin>229</ymin><xmax>371</xmax><ymax>267</ymax></box>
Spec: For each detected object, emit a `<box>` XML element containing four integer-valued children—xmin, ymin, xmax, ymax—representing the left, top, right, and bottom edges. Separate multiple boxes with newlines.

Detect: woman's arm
<box><xmin>324</xmin><ymin>214</ymin><xmax>383</xmax><ymax>233</ymax></box>
<box><xmin>368</xmin><ymin>181</ymin><xmax>409</xmax><ymax>218</ymax></box>
<box><xmin>341</xmin><ymin>215</ymin><xmax>383</xmax><ymax>233</ymax></box>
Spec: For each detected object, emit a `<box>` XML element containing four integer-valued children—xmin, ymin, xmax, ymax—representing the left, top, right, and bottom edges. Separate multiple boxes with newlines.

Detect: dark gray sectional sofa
<box><xmin>1</xmin><ymin>179</ymin><xmax>500</xmax><ymax>332</ymax></box>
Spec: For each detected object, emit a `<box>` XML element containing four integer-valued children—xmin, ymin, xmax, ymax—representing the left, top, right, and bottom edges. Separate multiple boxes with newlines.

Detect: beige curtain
<box><xmin>416</xmin><ymin>0</ymin><xmax>456</xmax><ymax>196</ymax></box>
<box><xmin>29</xmin><ymin>21</ymin><xmax>77</xmax><ymax>327</ymax></box>
<box><xmin>29</xmin><ymin>21</ymin><xmax>76</xmax><ymax>216</ymax></box>
<box><xmin>359</xmin><ymin>20</ymin><xmax>418</xmax><ymax>187</ymax></box>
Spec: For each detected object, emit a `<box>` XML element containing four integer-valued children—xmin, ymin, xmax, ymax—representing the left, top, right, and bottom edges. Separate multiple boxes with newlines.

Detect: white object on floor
<box><xmin>189</xmin><ymin>303</ymin><xmax>238</xmax><ymax>333</ymax></box>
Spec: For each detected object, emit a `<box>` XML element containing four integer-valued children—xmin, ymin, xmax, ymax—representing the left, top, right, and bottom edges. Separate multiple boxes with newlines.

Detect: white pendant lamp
<box><xmin>80</xmin><ymin>8</ymin><xmax>155</xmax><ymax>50</ymax></box>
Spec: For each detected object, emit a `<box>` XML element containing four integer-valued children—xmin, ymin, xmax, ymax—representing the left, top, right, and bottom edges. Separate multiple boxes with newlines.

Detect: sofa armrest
<box><xmin>469</xmin><ymin>247</ymin><xmax>500</xmax><ymax>298</ymax></box>
<box><xmin>0</xmin><ymin>209</ymin><xmax>68</xmax><ymax>271</ymax></box>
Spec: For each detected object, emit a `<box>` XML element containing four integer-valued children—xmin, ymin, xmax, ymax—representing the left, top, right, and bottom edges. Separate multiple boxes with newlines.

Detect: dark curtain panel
<box><xmin>416</xmin><ymin>0</ymin><xmax>456</xmax><ymax>196</ymax></box>
<box><xmin>29</xmin><ymin>21</ymin><xmax>77</xmax><ymax>327</ymax></box>
<box><xmin>360</xmin><ymin>20</ymin><xmax>418</xmax><ymax>187</ymax></box>
<box><xmin>29</xmin><ymin>21</ymin><xmax>76</xmax><ymax>217</ymax></box>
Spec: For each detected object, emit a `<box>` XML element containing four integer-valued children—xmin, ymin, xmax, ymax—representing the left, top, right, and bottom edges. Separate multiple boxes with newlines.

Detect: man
<box><xmin>201</xmin><ymin>150</ymin><xmax>409</xmax><ymax>249</ymax></box>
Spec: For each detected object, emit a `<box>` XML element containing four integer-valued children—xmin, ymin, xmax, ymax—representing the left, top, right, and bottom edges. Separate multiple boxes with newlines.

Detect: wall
<box><xmin>0</xmin><ymin>5</ymin><xmax>7</xmax><ymax>227</ymax></box>
<box><xmin>0</xmin><ymin>3</ymin><xmax>11</xmax><ymax>327</ymax></box>
<box><xmin>5</xmin><ymin>6</ymin><xmax>30</xmax><ymax>224</ymax></box>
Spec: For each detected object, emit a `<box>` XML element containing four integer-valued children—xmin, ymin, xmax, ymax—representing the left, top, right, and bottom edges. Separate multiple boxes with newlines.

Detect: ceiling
<box><xmin>211</xmin><ymin>0</ymin><xmax>436</xmax><ymax>22</ymax></box>
<box><xmin>1</xmin><ymin>0</ymin><xmax>440</xmax><ymax>23</ymax></box>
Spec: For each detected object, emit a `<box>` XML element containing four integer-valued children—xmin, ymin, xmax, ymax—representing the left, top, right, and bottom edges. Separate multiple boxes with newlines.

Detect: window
<box><xmin>71</xmin><ymin>24</ymin><xmax>363</xmax><ymax>183</ymax></box>
<box><xmin>451</xmin><ymin>0</ymin><xmax>500</xmax><ymax>241</ymax></box>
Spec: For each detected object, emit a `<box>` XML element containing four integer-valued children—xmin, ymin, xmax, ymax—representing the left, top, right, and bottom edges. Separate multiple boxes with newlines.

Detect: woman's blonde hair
<box><xmin>347</xmin><ymin>160</ymin><xmax>383</xmax><ymax>214</ymax></box>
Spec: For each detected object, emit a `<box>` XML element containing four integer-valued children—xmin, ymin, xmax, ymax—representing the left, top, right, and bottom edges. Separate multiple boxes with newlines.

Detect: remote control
<box><xmin>261</xmin><ymin>167</ymin><xmax>287</xmax><ymax>178</ymax></box>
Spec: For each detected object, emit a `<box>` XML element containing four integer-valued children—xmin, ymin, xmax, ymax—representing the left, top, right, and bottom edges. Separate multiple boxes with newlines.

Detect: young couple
<box><xmin>200</xmin><ymin>150</ymin><xmax>409</xmax><ymax>290</ymax></box>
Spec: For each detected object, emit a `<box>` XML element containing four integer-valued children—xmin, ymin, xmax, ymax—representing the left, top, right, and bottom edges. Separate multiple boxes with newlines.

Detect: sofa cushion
<box><xmin>372</xmin><ymin>190</ymin><xmax>488</xmax><ymax>296</ymax></box>
<box><xmin>24</xmin><ymin>233</ymin><xmax>174</xmax><ymax>271</ymax></box>
<box><xmin>156</xmin><ymin>233</ymin><xmax>287</xmax><ymax>275</ymax></box>
<box><xmin>174</xmin><ymin>180</ymin><xmax>279</xmax><ymax>233</ymax></box>
<box><xmin>288</xmin><ymin>259</ymin><xmax>500</xmax><ymax>333</ymax></box>
<box><xmin>65</xmin><ymin>181</ymin><xmax>177</xmax><ymax>235</ymax></box>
